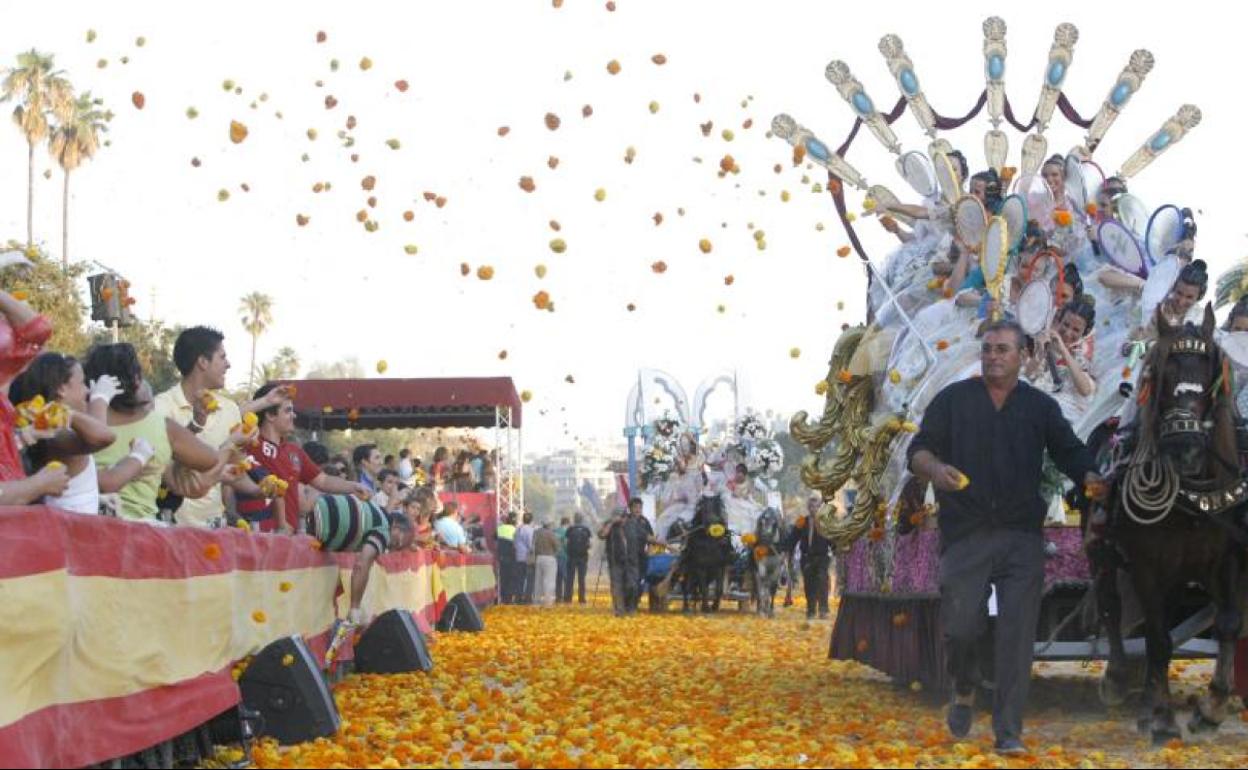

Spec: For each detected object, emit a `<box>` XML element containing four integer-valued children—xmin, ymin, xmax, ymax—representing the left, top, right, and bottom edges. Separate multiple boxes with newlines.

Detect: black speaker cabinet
<box><xmin>355</xmin><ymin>609</ymin><xmax>434</xmax><ymax>674</ymax></box>
<box><xmin>239</xmin><ymin>635</ymin><xmax>340</xmax><ymax>745</ymax></box>
<box><xmin>436</xmin><ymin>592</ymin><xmax>485</xmax><ymax>633</ymax></box>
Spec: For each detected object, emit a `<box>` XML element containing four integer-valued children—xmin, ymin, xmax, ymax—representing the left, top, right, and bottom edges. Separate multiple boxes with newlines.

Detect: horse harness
<box><xmin>1101</xmin><ymin>333</ymin><xmax>1248</xmax><ymax>546</ymax></box>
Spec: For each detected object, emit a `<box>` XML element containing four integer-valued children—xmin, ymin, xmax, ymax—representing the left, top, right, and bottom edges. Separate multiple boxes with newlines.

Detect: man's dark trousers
<box><xmin>941</xmin><ymin>527</ymin><xmax>1044</xmax><ymax>743</ymax></box>
<box><xmin>564</xmin><ymin>555</ymin><xmax>588</xmax><ymax>603</ymax></box>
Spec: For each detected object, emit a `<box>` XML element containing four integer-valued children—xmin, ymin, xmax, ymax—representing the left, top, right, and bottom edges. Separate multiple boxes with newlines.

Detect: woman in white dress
<box><xmin>655</xmin><ymin>433</ymin><xmax>704</xmax><ymax>541</ymax></box>
<box><xmin>722</xmin><ymin>462</ymin><xmax>764</xmax><ymax>542</ymax></box>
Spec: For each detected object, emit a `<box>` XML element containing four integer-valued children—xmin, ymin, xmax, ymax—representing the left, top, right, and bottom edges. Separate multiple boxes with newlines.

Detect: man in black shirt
<box><xmin>785</xmin><ymin>493</ymin><xmax>834</xmax><ymax>619</ymax></box>
<box><xmin>908</xmin><ymin>320</ymin><xmax>1105</xmax><ymax>754</ymax></box>
<box><xmin>563</xmin><ymin>513</ymin><xmax>593</xmax><ymax>604</ymax></box>
<box><xmin>598</xmin><ymin>498</ymin><xmax>657</xmax><ymax>615</ymax></box>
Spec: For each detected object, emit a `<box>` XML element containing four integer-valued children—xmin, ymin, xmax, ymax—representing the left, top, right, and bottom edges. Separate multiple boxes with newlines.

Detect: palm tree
<box><xmin>2</xmin><ymin>50</ymin><xmax>74</xmax><ymax>248</ymax></box>
<box><xmin>256</xmin><ymin>346</ymin><xmax>300</xmax><ymax>385</ymax></box>
<box><xmin>49</xmin><ymin>92</ymin><xmax>108</xmax><ymax>269</ymax></box>
<box><xmin>239</xmin><ymin>293</ymin><xmax>274</xmax><ymax>392</ymax></box>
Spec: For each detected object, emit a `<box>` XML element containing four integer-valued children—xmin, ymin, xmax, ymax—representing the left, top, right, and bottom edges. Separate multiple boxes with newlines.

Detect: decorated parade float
<box><xmin>769</xmin><ymin>17</ymin><xmax>1248</xmax><ymax>694</ymax></box>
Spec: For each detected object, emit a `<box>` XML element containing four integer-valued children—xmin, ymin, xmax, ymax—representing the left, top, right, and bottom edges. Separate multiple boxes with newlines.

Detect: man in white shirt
<box><xmin>398</xmin><ymin>448</ymin><xmax>414</xmax><ymax>483</ymax></box>
<box><xmin>153</xmin><ymin>326</ymin><xmax>287</xmax><ymax>527</ymax></box>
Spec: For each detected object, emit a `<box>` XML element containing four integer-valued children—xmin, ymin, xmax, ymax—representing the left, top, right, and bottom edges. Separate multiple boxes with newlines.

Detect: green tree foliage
<box><xmin>0</xmin><ymin>243</ymin><xmax>90</xmax><ymax>354</ymax></box>
<box><xmin>256</xmin><ymin>345</ymin><xmax>299</xmax><ymax>383</ymax></box>
<box><xmin>523</xmin><ymin>473</ymin><xmax>555</xmax><ymax>518</ymax></box>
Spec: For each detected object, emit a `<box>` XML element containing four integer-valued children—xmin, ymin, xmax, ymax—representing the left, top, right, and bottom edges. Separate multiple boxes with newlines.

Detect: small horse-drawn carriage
<box><xmin>645</xmin><ymin>499</ymin><xmax>792</xmax><ymax>615</ymax></box>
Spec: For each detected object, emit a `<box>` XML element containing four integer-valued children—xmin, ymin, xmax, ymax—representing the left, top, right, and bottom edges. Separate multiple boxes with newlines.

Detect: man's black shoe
<box><xmin>993</xmin><ymin>738</ymin><xmax>1025</xmax><ymax>756</ymax></box>
<box><xmin>946</xmin><ymin>703</ymin><xmax>973</xmax><ymax>739</ymax></box>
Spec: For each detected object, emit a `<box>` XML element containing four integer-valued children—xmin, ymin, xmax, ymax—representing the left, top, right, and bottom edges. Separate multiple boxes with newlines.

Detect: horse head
<box><xmin>1147</xmin><ymin>304</ymin><xmax>1236</xmax><ymax>481</ymax></box>
<box><xmin>694</xmin><ymin>492</ymin><xmax>726</xmax><ymax>528</ymax></box>
<box><xmin>755</xmin><ymin>507</ymin><xmax>782</xmax><ymax>548</ymax></box>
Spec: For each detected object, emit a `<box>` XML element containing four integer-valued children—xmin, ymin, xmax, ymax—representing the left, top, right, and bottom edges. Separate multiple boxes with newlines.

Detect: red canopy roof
<box><xmin>284</xmin><ymin>377</ymin><xmax>522</xmax><ymax>430</ymax></box>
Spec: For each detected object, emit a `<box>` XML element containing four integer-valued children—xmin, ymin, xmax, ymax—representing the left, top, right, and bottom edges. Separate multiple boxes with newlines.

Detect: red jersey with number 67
<box><xmin>235</xmin><ymin>437</ymin><xmax>320</xmax><ymax>531</ymax></box>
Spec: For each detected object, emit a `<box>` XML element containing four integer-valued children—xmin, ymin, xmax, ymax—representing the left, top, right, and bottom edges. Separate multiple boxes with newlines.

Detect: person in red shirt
<box><xmin>235</xmin><ymin>383</ymin><xmax>369</xmax><ymax>532</ymax></box>
<box><xmin>0</xmin><ymin>288</ymin><xmax>70</xmax><ymax>504</ymax></box>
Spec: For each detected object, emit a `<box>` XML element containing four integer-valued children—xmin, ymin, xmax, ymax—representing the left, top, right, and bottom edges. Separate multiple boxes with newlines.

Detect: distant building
<box><xmin>525</xmin><ymin>439</ymin><xmax>625</xmax><ymax>515</ymax></box>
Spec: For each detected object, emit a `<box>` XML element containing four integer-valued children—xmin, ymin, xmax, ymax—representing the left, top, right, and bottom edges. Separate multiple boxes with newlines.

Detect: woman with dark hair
<box><xmin>10</xmin><ymin>353</ymin><xmax>147</xmax><ymax>514</ymax></box>
<box><xmin>1026</xmin><ymin>296</ymin><xmax>1098</xmax><ymax>421</ymax></box>
<box><xmin>1152</xmin><ymin>259</ymin><xmax>1209</xmax><ymax>330</ymax></box>
<box><xmin>1218</xmin><ymin>296</ymin><xmax>1248</xmax><ymax>418</ymax></box>
<box><xmin>451</xmin><ymin>450</ymin><xmax>474</xmax><ymax>492</ymax></box>
<box><xmin>1058</xmin><ymin>263</ymin><xmax>1084</xmax><ymax>308</ymax></box>
<box><xmin>402</xmin><ymin>490</ymin><xmax>437</xmax><ymax>550</ymax></box>
<box><xmin>969</xmin><ymin>168</ymin><xmax>1003</xmax><ymax>213</ymax></box>
<box><xmin>84</xmin><ymin>343</ymin><xmax>241</xmax><ymax>521</ymax></box>
<box><xmin>1223</xmin><ymin>296</ymin><xmax>1248</xmax><ymax>333</ymax></box>
<box><xmin>430</xmin><ymin>446</ymin><xmax>449</xmax><ymax>492</ymax></box>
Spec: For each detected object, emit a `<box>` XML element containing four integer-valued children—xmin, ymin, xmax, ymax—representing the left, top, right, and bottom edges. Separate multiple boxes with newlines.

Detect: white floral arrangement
<box><xmin>641</xmin><ymin>415</ymin><xmax>684</xmax><ymax>488</ymax></box>
<box><xmin>746</xmin><ymin>439</ymin><xmax>785</xmax><ymax>479</ymax></box>
<box><xmin>734</xmin><ymin>413</ymin><xmax>769</xmax><ymax>443</ymax></box>
<box><xmin>641</xmin><ymin>435</ymin><xmax>679</xmax><ymax>488</ymax></box>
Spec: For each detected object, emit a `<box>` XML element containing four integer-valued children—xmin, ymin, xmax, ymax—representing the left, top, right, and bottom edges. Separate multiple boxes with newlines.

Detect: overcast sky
<box><xmin>3</xmin><ymin>0</ymin><xmax>1238</xmax><ymax>452</ymax></box>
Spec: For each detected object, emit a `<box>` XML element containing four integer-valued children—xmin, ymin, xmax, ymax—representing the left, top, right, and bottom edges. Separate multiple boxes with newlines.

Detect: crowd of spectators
<box><xmin>0</xmin><ymin>289</ymin><xmax>492</xmax><ymax>561</ymax></box>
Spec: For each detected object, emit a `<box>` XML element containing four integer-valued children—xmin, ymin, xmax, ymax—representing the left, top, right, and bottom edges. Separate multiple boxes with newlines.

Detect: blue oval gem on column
<box><xmin>1150</xmin><ymin>131</ymin><xmax>1172</xmax><ymax>152</ymax></box>
<box><xmin>805</xmin><ymin>137</ymin><xmax>830</xmax><ymax>162</ymax></box>
<box><xmin>851</xmin><ymin>91</ymin><xmax>874</xmax><ymax>116</ymax></box>
<box><xmin>1047</xmin><ymin>60</ymin><xmax>1066</xmax><ymax>87</ymax></box>
<box><xmin>900</xmin><ymin>69</ymin><xmax>919</xmax><ymax>96</ymax></box>
<box><xmin>1111</xmin><ymin>82</ymin><xmax>1132</xmax><ymax>107</ymax></box>
<box><xmin>988</xmin><ymin>55</ymin><xmax>1005</xmax><ymax>81</ymax></box>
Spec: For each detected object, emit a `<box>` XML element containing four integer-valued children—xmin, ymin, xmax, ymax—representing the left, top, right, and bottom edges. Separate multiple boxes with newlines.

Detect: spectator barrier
<box><xmin>0</xmin><ymin>506</ymin><xmax>495</xmax><ymax>768</ymax></box>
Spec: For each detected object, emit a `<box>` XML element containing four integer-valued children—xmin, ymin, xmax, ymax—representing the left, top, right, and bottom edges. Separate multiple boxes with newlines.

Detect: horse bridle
<box><xmin>1157</xmin><ymin>336</ymin><xmax>1216</xmax><ymax>446</ymax></box>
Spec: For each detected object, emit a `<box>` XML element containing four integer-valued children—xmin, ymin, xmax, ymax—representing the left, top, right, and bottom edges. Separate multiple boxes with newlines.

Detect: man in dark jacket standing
<box><xmin>784</xmin><ymin>493</ymin><xmax>834</xmax><ymax>620</ymax></box>
<box><xmin>908</xmin><ymin>320</ymin><xmax>1106</xmax><ymax>754</ymax></box>
<box><xmin>563</xmin><ymin>513</ymin><xmax>593</xmax><ymax>604</ymax></box>
<box><xmin>598</xmin><ymin>499</ymin><xmax>656</xmax><ymax>615</ymax></box>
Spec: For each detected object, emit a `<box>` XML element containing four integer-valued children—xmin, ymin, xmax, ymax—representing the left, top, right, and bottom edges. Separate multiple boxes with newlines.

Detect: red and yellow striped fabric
<box><xmin>0</xmin><ymin>507</ymin><xmax>495</xmax><ymax>768</ymax></box>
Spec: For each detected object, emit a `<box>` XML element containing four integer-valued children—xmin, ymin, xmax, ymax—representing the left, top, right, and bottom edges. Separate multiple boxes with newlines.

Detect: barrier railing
<box><xmin>0</xmin><ymin>506</ymin><xmax>495</xmax><ymax>768</ymax></box>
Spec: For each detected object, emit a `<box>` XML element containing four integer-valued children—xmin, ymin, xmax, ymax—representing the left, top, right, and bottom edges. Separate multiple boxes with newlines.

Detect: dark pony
<box><xmin>1092</xmin><ymin>304</ymin><xmax>1248</xmax><ymax>742</ymax></box>
<box><xmin>681</xmin><ymin>494</ymin><xmax>733</xmax><ymax>613</ymax></box>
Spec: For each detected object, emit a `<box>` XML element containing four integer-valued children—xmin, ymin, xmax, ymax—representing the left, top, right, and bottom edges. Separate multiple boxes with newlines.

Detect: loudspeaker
<box><xmin>436</xmin><ymin>592</ymin><xmax>485</xmax><ymax>633</ymax></box>
<box><xmin>355</xmin><ymin>609</ymin><xmax>434</xmax><ymax>674</ymax></box>
<box><xmin>239</xmin><ymin>635</ymin><xmax>340</xmax><ymax>745</ymax></box>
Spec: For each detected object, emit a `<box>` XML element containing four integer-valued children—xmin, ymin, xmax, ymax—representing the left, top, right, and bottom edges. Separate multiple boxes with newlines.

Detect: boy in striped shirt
<box><xmin>310</xmin><ymin>494</ymin><xmax>414</xmax><ymax>629</ymax></box>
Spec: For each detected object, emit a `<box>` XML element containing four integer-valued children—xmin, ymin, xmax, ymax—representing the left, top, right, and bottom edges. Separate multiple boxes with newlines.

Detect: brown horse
<box><xmin>1092</xmin><ymin>305</ymin><xmax>1248</xmax><ymax>743</ymax></box>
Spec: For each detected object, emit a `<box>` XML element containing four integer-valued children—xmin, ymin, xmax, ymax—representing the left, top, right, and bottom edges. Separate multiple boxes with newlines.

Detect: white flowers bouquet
<box><xmin>734</xmin><ymin>413</ymin><xmax>769</xmax><ymax>443</ymax></box>
<box><xmin>746</xmin><ymin>440</ymin><xmax>785</xmax><ymax>479</ymax></box>
<box><xmin>641</xmin><ymin>435</ymin><xmax>679</xmax><ymax>488</ymax></box>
